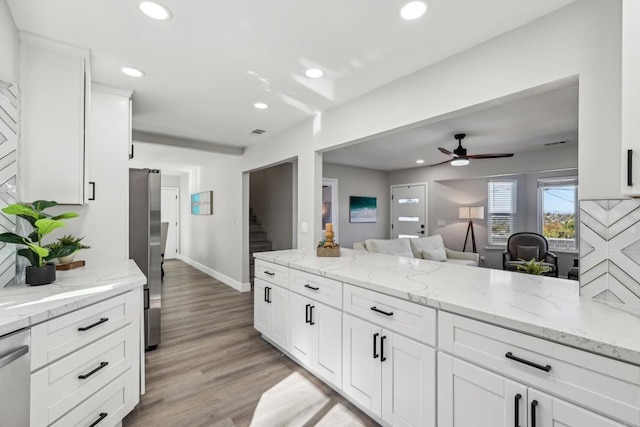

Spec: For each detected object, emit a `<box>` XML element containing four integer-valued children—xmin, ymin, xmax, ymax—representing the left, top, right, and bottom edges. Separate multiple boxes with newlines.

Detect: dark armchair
<box><xmin>502</xmin><ymin>232</ymin><xmax>558</xmax><ymax>277</ymax></box>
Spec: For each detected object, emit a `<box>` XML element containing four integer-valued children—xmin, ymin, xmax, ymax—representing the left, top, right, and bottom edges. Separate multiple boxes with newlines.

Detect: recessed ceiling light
<box><xmin>400</xmin><ymin>1</ymin><xmax>428</xmax><ymax>20</ymax></box>
<box><xmin>122</xmin><ymin>67</ymin><xmax>145</xmax><ymax>77</ymax></box>
<box><xmin>254</xmin><ymin>102</ymin><xmax>269</xmax><ymax>110</ymax></box>
<box><xmin>451</xmin><ymin>158</ymin><xmax>470</xmax><ymax>167</ymax></box>
<box><xmin>139</xmin><ymin>2</ymin><xmax>172</xmax><ymax>20</ymax></box>
<box><xmin>416</xmin><ymin>159</ymin><xmax>425</xmax><ymax>164</ymax></box>
<box><xmin>305</xmin><ymin>68</ymin><xmax>324</xmax><ymax>79</ymax></box>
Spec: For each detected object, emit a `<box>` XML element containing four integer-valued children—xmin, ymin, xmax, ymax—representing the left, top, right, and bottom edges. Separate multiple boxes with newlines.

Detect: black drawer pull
<box><xmin>505</xmin><ymin>352</ymin><xmax>551</xmax><ymax>372</ymax></box>
<box><xmin>373</xmin><ymin>332</ymin><xmax>379</xmax><ymax>359</ymax></box>
<box><xmin>78</xmin><ymin>317</ymin><xmax>109</xmax><ymax>332</ymax></box>
<box><xmin>514</xmin><ymin>393</ymin><xmax>521</xmax><ymax>427</ymax></box>
<box><xmin>628</xmin><ymin>149</ymin><xmax>633</xmax><ymax>187</ymax></box>
<box><xmin>89</xmin><ymin>412</ymin><xmax>108</xmax><ymax>427</ymax></box>
<box><xmin>78</xmin><ymin>361</ymin><xmax>109</xmax><ymax>380</ymax></box>
<box><xmin>380</xmin><ymin>335</ymin><xmax>387</xmax><ymax>362</ymax></box>
<box><xmin>264</xmin><ymin>271</ymin><xmax>275</xmax><ymax>276</ymax></box>
<box><xmin>370</xmin><ymin>306</ymin><xmax>394</xmax><ymax>316</ymax></box>
<box><xmin>304</xmin><ymin>284</ymin><xmax>320</xmax><ymax>291</ymax></box>
<box><xmin>531</xmin><ymin>400</ymin><xmax>538</xmax><ymax>427</ymax></box>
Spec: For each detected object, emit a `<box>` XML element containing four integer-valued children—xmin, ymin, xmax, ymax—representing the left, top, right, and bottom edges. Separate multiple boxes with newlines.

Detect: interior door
<box><xmin>391</xmin><ymin>184</ymin><xmax>427</xmax><ymax>239</ymax></box>
<box><xmin>161</xmin><ymin>187</ymin><xmax>179</xmax><ymax>259</ymax></box>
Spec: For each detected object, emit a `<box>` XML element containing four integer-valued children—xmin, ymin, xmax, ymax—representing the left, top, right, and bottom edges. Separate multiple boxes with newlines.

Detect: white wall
<box><xmin>322</xmin><ymin>163</ymin><xmax>390</xmax><ymax>248</ymax></box>
<box><xmin>161</xmin><ymin>174</ymin><xmax>180</xmax><ymax>188</ymax></box>
<box><xmin>0</xmin><ymin>0</ymin><xmax>19</xmax><ymax>84</ymax></box>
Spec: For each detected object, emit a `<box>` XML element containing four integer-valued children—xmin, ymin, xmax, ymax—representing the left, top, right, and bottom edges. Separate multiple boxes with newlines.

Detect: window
<box><xmin>538</xmin><ymin>177</ymin><xmax>578</xmax><ymax>251</ymax></box>
<box><xmin>488</xmin><ymin>180</ymin><xmax>517</xmax><ymax>246</ymax></box>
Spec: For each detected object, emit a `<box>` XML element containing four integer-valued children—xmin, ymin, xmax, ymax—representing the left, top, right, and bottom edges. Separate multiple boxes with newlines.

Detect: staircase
<box><xmin>249</xmin><ymin>208</ymin><xmax>273</xmax><ymax>284</ymax></box>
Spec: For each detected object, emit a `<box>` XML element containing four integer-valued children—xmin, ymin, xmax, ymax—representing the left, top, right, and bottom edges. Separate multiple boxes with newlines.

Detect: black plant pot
<box><xmin>26</xmin><ymin>263</ymin><xmax>56</xmax><ymax>286</ymax></box>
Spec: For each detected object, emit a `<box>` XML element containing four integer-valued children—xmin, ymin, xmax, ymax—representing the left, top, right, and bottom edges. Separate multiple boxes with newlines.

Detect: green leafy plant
<box><xmin>53</xmin><ymin>234</ymin><xmax>90</xmax><ymax>254</ymax></box>
<box><xmin>0</xmin><ymin>201</ymin><xmax>79</xmax><ymax>267</ymax></box>
<box><xmin>516</xmin><ymin>258</ymin><xmax>552</xmax><ymax>275</ymax></box>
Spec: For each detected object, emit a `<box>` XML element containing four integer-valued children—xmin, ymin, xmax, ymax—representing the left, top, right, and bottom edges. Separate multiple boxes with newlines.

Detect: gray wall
<box><xmin>0</xmin><ymin>0</ymin><xmax>19</xmax><ymax>84</ymax></box>
<box><xmin>323</xmin><ymin>162</ymin><xmax>390</xmax><ymax>249</ymax></box>
<box><xmin>250</xmin><ymin>163</ymin><xmax>294</xmax><ymax>250</ymax></box>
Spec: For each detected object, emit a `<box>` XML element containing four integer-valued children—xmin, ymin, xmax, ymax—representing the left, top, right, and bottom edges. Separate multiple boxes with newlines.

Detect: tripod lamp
<box><xmin>458</xmin><ymin>206</ymin><xmax>484</xmax><ymax>253</ymax></box>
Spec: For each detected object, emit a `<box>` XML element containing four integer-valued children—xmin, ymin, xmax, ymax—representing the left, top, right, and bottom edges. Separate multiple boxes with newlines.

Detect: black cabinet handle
<box><xmin>89</xmin><ymin>182</ymin><xmax>96</xmax><ymax>201</ymax></box>
<box><xmin>78</xmin><ymin>317</ymin><xmax>109</xmax><ymax>332</ymax></box>
<box><xmin>130</xmin><ymin>143</ymin><xmax>135</xmax><ymax>160</ymax></box>
<box><xmin>373</xmin><ymin>333</ymin><xmax>379</xmax><ymax>359</ymax></box>
<box><xmin>628</xmin><ymin>149</ymin><xmax>633</xmax><ymax>186</ymax></box>
<box><xmin>505</xmin><ymin>352</ymin><xmax>551</xmax><ymax>372</ymax></box>
<box><xmin>304</xmin><ymin>284</ymin><xmax>320</xmax><ymax>291</ymax></box>
<box><xmin>264</xmin><ymin>287</ymin><xmax>268</xmax><ymax>302</ymax></box>
<box><xmin>381</xmin><ymin>335</ymin><xmax>387</xmax><ymax>362</ymax></box>
<box><xmin>78</xmin><ymin>361</ymin><xmax>109</xmax><ymax>380</ymax></box>
<box><xmin>89</xmin><ymin>412</ymin><xmax>108</xmax><ymax>427</ymax></box>
<box><xmin>309</xmin><ymin>306</ymin><xmax>315</xmax><ymax>325</ymax></box>
<box><xmin>266</xmin><ymin>287</ymin><xmax>271</xmax><ymax>303</ymax></box>
<box><xmin>531</xmin><ymin>400</ymin><xmax>538</xmax><ymax>427</ymax></box>
<box><xmin>305</xmin><ymin>304</ymin><xmax>311</xmax><ymax>324</ymax></box>
<box><xmin>514</xmin><ymin>393</ymin><xmax>521</xmax><ymax>427</ymax></box>
<box><xmin>264</xmin><ymin>271</ymin><xmax>275</xmax><ymax>276</ymax></box>
<box><xmin>371</xmin><ymin>306</ymin><xmax>394</xmax><ymax>316</ymax></box>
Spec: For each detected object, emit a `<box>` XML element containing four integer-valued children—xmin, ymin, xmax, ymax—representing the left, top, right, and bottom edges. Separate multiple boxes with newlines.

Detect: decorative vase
<box><xmin>58</xmin><ymin>252</ymin><xmax>76</xmax><ymax>264</ymax></box>
<box><xmin>26</xmin><ymin>263</ymin><xmax>56</xmax><ymax>286</ymax></box>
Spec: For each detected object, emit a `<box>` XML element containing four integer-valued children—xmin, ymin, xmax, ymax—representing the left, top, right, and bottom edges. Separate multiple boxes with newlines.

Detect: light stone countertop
<box><xmin>0</xmin><ymin>259</ymin><xmax>146</xmax><ymax>337</ymax></box>
<box><xmin>255</xmin><ymin>248</ymin><xmax>640</xmax><ymax>366</ymax></box>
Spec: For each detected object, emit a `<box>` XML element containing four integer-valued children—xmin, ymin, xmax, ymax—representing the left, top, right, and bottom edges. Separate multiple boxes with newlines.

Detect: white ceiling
<box><xmin>7</xmin><ymin>0</ymin><xmax>575</xmax><ymax>150</ymax></box>
<box><xmin>322</xmin><ymin>82</ymin><xmax>579</xmax><ymax>171</ymax></box>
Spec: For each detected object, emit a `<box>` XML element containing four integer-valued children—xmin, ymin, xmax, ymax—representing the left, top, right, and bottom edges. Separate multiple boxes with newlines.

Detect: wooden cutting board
<box><xmin>56</xmin><ymin>260</ymin><xmax>85</xmax><ymax>270</ymax></box>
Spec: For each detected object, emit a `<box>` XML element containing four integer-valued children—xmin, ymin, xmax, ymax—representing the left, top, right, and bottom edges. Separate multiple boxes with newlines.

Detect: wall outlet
<box><xmin>480</xmin><ymin>256</ymin><xmax>486</xmax><ymax>266</ymax></box>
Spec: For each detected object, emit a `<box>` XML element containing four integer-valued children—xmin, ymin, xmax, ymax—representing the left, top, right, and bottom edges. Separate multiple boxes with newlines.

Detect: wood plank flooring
<box><xmin>123</xmin><ymin>259</ymin><xmax>378</xmax><ymax>427</ymax></box>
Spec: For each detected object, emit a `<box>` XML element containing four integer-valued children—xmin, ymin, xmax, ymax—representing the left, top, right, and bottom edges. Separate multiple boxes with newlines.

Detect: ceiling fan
<box><xmin>429</xmin><ymin>133</ymin><xmax>514</xmax><ymax>167</ymax></box>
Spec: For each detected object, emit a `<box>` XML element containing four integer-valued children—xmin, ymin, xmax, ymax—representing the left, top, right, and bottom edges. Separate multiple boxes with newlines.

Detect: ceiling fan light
<box><xmin>451</xmin><ymin>158</ymin><xmax>470</xmax><ymax>167</ymax></box>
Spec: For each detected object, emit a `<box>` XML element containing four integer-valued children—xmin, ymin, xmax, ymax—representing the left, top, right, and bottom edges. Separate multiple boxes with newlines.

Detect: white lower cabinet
<box><xmin>438</xmin><ymin>353</ymin><xmax>624</xmax><ymax>427</ymax></box>
<box><xmin>343</xmin><ymin>313</ymin><xmax>435</xmax><ymax>426</ymax></box>
<box><xmin>254</xmin><ymin>278</ymin><xmax>288</xmax><ymax>349</ymax></box>
<box><xmin>289</xmin><ymin>291</ymin><xmax>342</xmax><ymax>388</ymax></box>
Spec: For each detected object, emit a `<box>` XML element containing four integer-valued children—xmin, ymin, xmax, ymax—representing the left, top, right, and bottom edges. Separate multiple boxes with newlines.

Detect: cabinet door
<box><xmin>270</xmin><ymin>283</ymin><xmax>289</xmax><ymax>349</ymax></box>
<box><xmin>313</xmin><ymin>302</ymin><xmax>341</xmax><ymax>388</ymax></box>
<box><xmin>622</xmin><ymin>0</ymin><xmax>640</xmax><ymax>195</ymax></box>
<box><xmin>438</xmin><ymin>353</ymin><xmax>526</xmax><ymax>427</ymax></box>
<box><xmin>382</xmin><ymin>332</ymin><xmax>435</xmax><ymax>427</ymax></box>
<box><xmin>342</xmin><ymin>313</ymin><xmax>382</xmax><ymax>416</ymax></box>
<box><xmin>254</xmin><ymin>279</ymin><xmax>270</xmax><ymax>336</ymax></box>
<box><xmin>289</xmin><ymin>291</ymin><xmax>313</xmax><ymax>367</ymax></box>
<box><xmin>528</xmin><ymin>389</ymin><xmax>625</xmax><ymax>427</ymax></box>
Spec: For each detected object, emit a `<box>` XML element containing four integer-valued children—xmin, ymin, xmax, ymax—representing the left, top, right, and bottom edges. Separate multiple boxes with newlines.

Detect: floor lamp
<box><xmin>459</xmin><ymin>206</ymin><xmax>484</xmax><ymax>253</ymax></box>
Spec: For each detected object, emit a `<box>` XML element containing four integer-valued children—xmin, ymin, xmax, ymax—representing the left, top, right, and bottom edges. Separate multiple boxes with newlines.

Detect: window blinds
<box><xmin>488</xmin><ymin>180</ymin><xmax>517</xmax><ymax>245</ymax></box>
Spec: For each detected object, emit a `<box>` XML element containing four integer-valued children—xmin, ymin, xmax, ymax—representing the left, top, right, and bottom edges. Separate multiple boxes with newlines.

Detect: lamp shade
<box><xmin>458</xmin><ymin>206</ymin><xmax>484</xmax><ymax>220</ymax></box>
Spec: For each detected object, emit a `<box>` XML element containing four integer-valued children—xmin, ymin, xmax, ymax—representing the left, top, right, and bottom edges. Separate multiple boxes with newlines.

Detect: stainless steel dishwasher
<box><xmin>0</xmin><ymin>329</ymin><xmax>30</xmax><ymax>427</ymax></box>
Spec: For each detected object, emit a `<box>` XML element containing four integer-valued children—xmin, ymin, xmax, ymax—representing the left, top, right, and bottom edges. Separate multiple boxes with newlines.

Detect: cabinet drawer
<box><xmin>50</xmin><ymin>373</ymin><xmax>127</xmax><ymax>427</ymax></box>
<box><xmin>31</xmin><ymin>325</ymin><xmax>136</xmax><ymax>427</ymax></box>
<box><xmin>255</xmin><ymin>259</ymin><xmax>289</xmax><ymax>289</ymax></box>
<box><xmin>343</xmin><ymin>284</ymin><xmax>436</xmax><ymax>346</ymax></box>
<box><xmin>439</xmin><ymin>312</ymin><xmax>640</xmax><ymax>426</ymax></box>
<box><xmin>290</xmin><ymin>269</ymin><xmax>342</xmax><ymax>309</ymax></box>
<box><xmin>32</xmin><ymin>291</ymin><xmax>136</xmax><ymax>371</ymax></box>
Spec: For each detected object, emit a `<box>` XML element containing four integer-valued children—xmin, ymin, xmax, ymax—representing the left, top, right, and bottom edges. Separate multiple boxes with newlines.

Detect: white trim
<box><xmin>178</xmin><ymin>254</ymin><xmax>251</xmax><ymax>292</ymax></box>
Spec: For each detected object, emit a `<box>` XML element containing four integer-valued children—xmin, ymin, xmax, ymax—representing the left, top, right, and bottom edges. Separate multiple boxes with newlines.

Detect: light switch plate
<box><xmin>437</xmin><ymin>219</ymin><xmax>446</xmax><ymax>227</ymax></box>
<box><xmin>300</xmin><ymin>222</ymin><xmax>309</xmax><ymax>233</ymax></box>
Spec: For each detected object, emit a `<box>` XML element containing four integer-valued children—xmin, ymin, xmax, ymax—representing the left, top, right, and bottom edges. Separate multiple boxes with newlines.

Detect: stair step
<box><xmin>250</xmin><ymin>214</ymin><xmax>257</xmax><ymax>222</ymax></box>
<box><xmin>250</xmin><ymin>242</ymin><xmax>273</xmax><ymax>253</ymax></box>
<box><xmin>250</xmin><ymin>232</ymin><xmax>268</xmax><ymax>242</ymax></box>
<box><xmin>250</xmin><ymin>224</ymin><xmax>263</xmax><ymax>232</ymax></box>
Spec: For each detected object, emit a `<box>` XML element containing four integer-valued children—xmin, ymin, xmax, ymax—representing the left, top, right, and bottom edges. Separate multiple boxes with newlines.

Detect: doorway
<box><xmin>322</xmin><ymin>178</ymin><xmax>339</xmax><ymax>242</ymax></box>
<box><xmin>161</xmin><ymin>187</ymin><xmax>179</xmax><ymax>259</ymax></box>
<box><xmin>390</xmin><ymin>184</ymin><xmax>428</xmax><ymax>239</ymax></box>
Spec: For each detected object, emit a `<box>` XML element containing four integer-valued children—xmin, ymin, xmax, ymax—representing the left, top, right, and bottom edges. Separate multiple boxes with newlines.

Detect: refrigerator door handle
<box><xmin>144</xmin><ymin>288</ymin><xmax>149</xmax><ymax>310</ymax></box>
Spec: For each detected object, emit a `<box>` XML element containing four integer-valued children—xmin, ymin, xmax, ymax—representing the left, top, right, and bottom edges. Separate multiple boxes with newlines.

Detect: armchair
<box><xmin>502</xmin><ymin>232</ymin><xmax>558</xmax><ymax>277</ymax></box>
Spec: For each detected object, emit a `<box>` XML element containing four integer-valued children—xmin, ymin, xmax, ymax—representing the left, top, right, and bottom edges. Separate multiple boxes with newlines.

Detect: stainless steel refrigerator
<box><xmin>129</xmin><ymin>168</ymin><xmax>162</xmax><ymax>350</ymax></box>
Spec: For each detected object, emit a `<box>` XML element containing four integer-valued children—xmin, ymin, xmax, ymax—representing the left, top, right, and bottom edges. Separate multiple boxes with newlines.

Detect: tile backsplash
<box><xmin>580</xmin><ymin>199</ymin><xmax>640</xmax><ymax>307</ymax></box>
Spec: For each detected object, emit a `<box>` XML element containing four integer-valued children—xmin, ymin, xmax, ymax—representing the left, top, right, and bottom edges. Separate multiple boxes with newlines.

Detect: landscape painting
<box><xmin>350</xmin><ymin>196</ymin><xmax>377</xmax><ymax>223</ymax></box>
<box><xmin>191</xmin><ymin>191</ymin><xmax>213</xmax><ymax>215</ymax></box>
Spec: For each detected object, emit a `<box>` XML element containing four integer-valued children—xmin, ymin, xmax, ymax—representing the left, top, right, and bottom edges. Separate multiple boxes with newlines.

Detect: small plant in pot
<box><xmin>0</xmin><ymin>200</ymin><xmax>79</xmax><ymax>285</ymax></box>
<box><xmin>50</xmin><ymin>235</ymin><xmax>90</xmax><ymax>264</ymax></box>
<box><xmin>516</xmin><ymin>258</ymin><xmax>552</xmax><ymax>276</ymax></box>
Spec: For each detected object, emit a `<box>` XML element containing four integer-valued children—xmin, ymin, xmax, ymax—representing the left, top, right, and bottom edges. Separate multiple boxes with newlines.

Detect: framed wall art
<box><xmin>191</xmin><ymin>191</ymin><xmax>213</xmax><ymax>215</ymax></box>
<box><xmin>349</xmin><ymin>196</ymin><xmax>377</xmax><ymax>223</ymax></box>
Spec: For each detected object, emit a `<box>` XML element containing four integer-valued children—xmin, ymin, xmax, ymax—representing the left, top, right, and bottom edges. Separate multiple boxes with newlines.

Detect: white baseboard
<box><xmin>177</xmin><ymin>255</ymin><xmax>251</xmax><ymax>292</ymax></box>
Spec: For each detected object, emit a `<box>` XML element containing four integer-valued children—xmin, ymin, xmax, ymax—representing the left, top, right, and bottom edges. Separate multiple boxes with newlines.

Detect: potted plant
<box><xmin>0</xmin><ymin>200</ymin><xmax>79</xmax><ymax>285</ymax></box>
<box><xmin>516</xmin><ymin>258</ymin><xmax>552</xmax><ymax>275</ymax></box>
<box><xmin>51</xmin><ymin>234</ymin><xmax>90</xmax><ymax>263</ymax></box>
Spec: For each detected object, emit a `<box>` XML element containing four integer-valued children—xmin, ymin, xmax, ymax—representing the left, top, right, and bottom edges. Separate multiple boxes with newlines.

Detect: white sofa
<box><xmin>353</xmin><ymin>235</ymin><xmax>479</xmax><ymax>266</ymax></box>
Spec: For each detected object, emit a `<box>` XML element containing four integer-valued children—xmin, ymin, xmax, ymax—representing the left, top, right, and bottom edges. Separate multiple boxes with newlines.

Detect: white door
<box><xmin>382</xmin><ymin>332</ymin><xmax>436</xmax><ymax>427</ymax></box>
<box><xmin>289</xmin><ymin>292</ymin><xmax>314</xmax><ymax>367</ymax></box>
<box><xmin>161</xmin><ymin>187</ymin><xmax>179</xmax><ymax>259</ymax></box>
<box><xmin>314</xmin><ymin>302</ymin><xmax>342</xmax><ymax>388</ymax></box>
<box><xmin>391</xmin><ymin>184</ymin><xmax>427</xmax><ymax>239</ymax></box>
<box><xmin>528</xmin><ymin>389</ymin><xmax>625</xmax><ymax>427</ymax></box>
<box><xmin>253</xmin><ymin>279</ymin><xmax>270</xmax><ymax>337</ymax></box>
<box><xmin>437</xmin><ymin>353</ymin><xmax>527</xmax><ymax>427</ymax></box>
<box><xmin>342</xmin><ymin>314</ymin><xmax>382</xmax><ymax>416</ymax></box>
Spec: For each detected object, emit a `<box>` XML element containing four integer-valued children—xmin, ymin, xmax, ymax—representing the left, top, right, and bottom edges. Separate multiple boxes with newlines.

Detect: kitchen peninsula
<box><xmin>0</xmin><ymin>260</ymin><xmax>146</xmax><ymax>427</ymax></box>
<box><xmin>255</xmin><ymin>248</ymin><xmax>640</xmax><ymax>427</ymax></box>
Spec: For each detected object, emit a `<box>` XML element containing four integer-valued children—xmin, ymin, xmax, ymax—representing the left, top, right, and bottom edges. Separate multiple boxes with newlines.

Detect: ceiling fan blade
<box><xmin>428</xmin><ymin>159</ymin><xmax>454</xmax><ymax>167</ymax></box>
<box><xmin>467</xmin><ymin>153</ymin><xmax>514</xmax><ymax>159</ymax></box>
<box><xmin>438</xmin><ymin>147</ymin><xmax>454</xmax><ymax>156</ymax></box>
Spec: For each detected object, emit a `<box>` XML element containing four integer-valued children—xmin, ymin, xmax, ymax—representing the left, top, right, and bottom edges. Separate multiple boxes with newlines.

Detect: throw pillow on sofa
<box><xmin>364</xmin><ymin>238</ymin><xmax>414</xmax><ymax>258</ymax></box>
<box><xmin>423</xmin><ymin>247</ymin><xmax>447</xmax><ymax>262</ymax></box>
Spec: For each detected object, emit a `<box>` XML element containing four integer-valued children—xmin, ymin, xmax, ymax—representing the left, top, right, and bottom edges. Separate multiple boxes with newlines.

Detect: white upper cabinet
<box><xmin>19</xmin><ymin>33</ymin><xmax>90</xmax><ymax>204</ymax></box>
<box><xmin>622</xmin><ymin>0</ymin><xmax>640</xmax><ymax>196</ymax></box>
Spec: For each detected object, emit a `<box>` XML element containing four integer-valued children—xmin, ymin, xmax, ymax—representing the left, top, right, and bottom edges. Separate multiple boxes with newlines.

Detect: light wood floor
<box><xmin>123</xmin><ymin>259</ymin><xmax>378</xmax><ymax>427</ymax></box>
